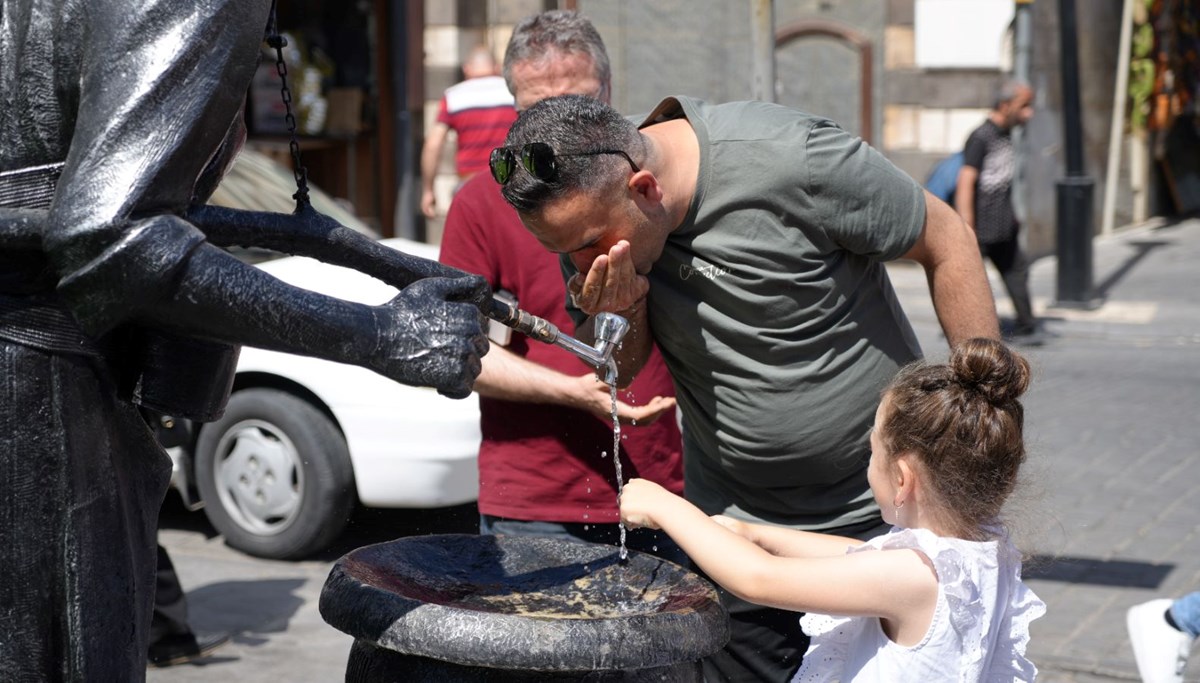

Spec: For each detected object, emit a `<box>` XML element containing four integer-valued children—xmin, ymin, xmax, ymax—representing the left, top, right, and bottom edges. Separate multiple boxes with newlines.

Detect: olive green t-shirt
<box><xmin>638</xmin><ymin>96</ymin><xmax>926</xmax><ymax>531</ymax></box>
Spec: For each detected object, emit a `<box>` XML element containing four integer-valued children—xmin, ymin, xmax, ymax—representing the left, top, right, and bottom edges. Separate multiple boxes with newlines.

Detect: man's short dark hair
<box><xmin>499</xmin><ymin>95</ymin><xmax>643</xmax><ymax>214</ymax></box>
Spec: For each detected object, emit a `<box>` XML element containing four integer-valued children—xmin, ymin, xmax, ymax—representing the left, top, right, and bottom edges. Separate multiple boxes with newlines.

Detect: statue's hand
<box><xmin>371</xmin><ymin>275</ymin><xmax>491</xmax><ymax>398</ymax></box>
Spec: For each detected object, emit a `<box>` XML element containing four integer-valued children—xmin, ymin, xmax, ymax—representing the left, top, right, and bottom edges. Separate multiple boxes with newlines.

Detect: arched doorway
<box><xmin>774</xmin><ymin>19</ymin><xmax>873</xmax><ymax>144</ymax></box>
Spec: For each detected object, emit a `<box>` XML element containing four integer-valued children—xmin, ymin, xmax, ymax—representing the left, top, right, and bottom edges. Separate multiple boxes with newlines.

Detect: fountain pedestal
<box><xmin>320</xmin><ymin>534</ymin><xmax>729</xmax><ymax>681</ymax></box>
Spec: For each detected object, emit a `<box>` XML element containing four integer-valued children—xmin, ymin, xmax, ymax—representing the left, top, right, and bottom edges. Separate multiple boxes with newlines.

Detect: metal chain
<box><xmin>265</xmin><ymin>1</ymin><xmax>311</xmax><ymax>209</ymax></box>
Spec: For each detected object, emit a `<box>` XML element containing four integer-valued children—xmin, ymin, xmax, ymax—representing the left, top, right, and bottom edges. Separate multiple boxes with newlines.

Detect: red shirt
<box><xmin>436</xmin><ymin>75</ymin><xmax>518</xmax><ymax>177</ymax></box>
<box><xmin>440</xmin><ymin>173</ymin><xmax>684</xmax><ymax>523</ymax></box>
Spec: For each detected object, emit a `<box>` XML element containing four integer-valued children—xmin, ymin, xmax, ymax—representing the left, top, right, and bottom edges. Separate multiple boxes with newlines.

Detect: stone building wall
<box><xmin>419</xmin><ymin>0</ymin><xmax>1128</xmax><ymax>257</ymax></box>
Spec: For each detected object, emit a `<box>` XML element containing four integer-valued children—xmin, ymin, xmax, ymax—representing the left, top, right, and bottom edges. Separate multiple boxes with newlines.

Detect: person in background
<box><xmin>438</xmin><ymin>10</ymin><xmax>685</xmax><ymax>563</ymax></box>
<box><xmin>955</xmin><ymin>79</ymin><xmax>1041</xmax><ymax>344</ymax></box>
<box><xmin>147</xmin><ymin>544</ymin><xmax>230</xmax><ymax>667</ymax></box>
<box><xmin>420</xmin><ymin>45</ymin><xmax>518</xmax><ymax>218</ymax></box>
<box><xmin>496</xmin><ymin>92</ymin><xmax>999</xmax><ymax>682</ymax></box>
<box><xmin>620</xmin><ymin>338</ymin><xmax>1046</xmax><ymax>682</ymax></box>
<box><xmin>1127</xmin><ymin>592</ymin><xmax>1200</xmax><ymax>683</ymax></box>
<box><xmin>146</xmin><ymin>414</ymin><xmax>230</xmax><ymax>668</ymax></box>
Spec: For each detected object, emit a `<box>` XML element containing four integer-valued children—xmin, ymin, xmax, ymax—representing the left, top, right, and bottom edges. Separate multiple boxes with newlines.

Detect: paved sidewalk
<box><xmin>888</xmin><ymin>216</ymin><xmax>1200</xmax><ymax>682</ymax></box>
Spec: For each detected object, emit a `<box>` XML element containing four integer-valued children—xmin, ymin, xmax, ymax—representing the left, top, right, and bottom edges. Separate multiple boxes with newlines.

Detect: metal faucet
<box><xmin>486</xmin><ymin>297</ymin><xmax>629</xmax><ymax>377</ymax></box>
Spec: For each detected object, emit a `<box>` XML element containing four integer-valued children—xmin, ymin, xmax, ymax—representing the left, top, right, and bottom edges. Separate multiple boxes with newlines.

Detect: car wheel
<box><xmin>194</xmin><ymin>388</ymin><xmax>355</xmax><ymax>560</ymax></box>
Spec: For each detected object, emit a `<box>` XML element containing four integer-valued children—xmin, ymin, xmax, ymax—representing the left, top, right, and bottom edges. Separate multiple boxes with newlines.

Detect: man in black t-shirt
<box><xmin>955</xmin><ymin>80</ymin><xmax>1040</xmax><ymax>341</ymax></box>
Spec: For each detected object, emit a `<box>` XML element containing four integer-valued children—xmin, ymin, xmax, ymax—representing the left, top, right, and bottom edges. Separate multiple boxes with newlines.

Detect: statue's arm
<box><xmin>38</xmin><ymin>0</ymin><xmax>488</xmax><ymax>396</ymax></box>
<box><xmin>143</xmin><ymin>222</ymin><xmax>490</xmax><ymax>399</ymax></box>
<box><xmin>187</xmin><ymin>204</ymin><xmax>474</xmax><ymax>289</ymax></box>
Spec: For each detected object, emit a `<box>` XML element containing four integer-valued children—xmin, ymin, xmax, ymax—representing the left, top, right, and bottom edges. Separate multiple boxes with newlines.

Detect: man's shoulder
<box><xmin>968</xmin><ymin>119</ymin><xmax>1005</xmax><ymax>142</ymax></box>
<box><xmin>446</xmin><ymin>173</ymin><xmax>513</xmax><ymax>219</ymax></box>
<box><xmin>688</xmin><ymin>97</ymin><xmax>826</xmax><ymax>125</ymax></box>
<box><xmin>682</xmin><ymin>98</ymin><xmax>828</xmax><ymax>147</ymax></box>
<box><xmin>442</xmin><ymin>173</ymin><xmax>524</xmax><ymax>241</ymax></box>
<box><xmin>443</xmin><ymin>76</ymin><xmax>514</xmax><ymax>114</ymax></box>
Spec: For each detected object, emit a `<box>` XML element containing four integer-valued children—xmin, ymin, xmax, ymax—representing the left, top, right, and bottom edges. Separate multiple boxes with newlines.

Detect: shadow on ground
<box><xmin>158</xmin><ymin>490</ymin><xmax>481</xmax><ymax>563</ymax></box>
<box><xmin>1025</xmin><ymin>554</ymin><xmax>1174</xmax><ymax>589</ymax></box>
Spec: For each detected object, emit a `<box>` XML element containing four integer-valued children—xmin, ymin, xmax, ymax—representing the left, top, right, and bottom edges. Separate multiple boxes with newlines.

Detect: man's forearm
<box><xmin>906</xmin><ymin>191</ymin><xmax>999</xmax><ymax>346</ymax></box>
<box><xmin>923</xmin><ymin>225</ymin><xmax>999</xmax><ymax>345</ymax></box>
<box><xmin>956</xmin><ymin>195</ymin><xmax>976</xmax><ymax>229</ymax></box>
<box><xmin>954</xmin><ymin>167</ymin><xmax>978</xmax><ymax>229</ymax></box>
<box><xmin>473</xmin><ymin>343</ymin><xmax>587</xmax><ymax>404</ymax></box>
<box><xmin>419</xmin><ymin>125</ymin><xmax>450</xmax><ymax>194</ymax></box>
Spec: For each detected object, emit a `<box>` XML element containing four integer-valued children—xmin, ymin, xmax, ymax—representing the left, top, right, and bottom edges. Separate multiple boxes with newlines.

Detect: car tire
<box><xmin>194</xmin><ymin>388</ymin><xmax>355</xmax><ymax>560</ymax></box>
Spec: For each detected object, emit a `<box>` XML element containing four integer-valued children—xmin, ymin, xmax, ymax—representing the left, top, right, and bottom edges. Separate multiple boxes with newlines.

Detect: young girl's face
<box><xmin>867</xmin><ymin>396</ymin><xmax>900</xmax><ymax>526</ymax></box>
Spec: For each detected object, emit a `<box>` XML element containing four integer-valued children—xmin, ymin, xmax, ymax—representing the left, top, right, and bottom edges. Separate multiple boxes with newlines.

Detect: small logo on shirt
<box><xmin>679</xmin><ymin>263</ymin><xmax>730</xmax><ymax>281</ymax></box>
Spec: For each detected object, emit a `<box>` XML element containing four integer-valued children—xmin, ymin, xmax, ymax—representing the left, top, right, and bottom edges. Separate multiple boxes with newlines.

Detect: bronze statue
<box><xmin>0</xmin><ymin>1</ymin><xmax>489</xmax><ymax>679</ymax></box>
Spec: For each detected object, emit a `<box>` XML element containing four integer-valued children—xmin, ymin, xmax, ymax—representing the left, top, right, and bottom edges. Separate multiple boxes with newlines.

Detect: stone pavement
<box><xmin>151</xmin><ymin>218</ymin><xmax>1200</xmax><ymax>682</ymax></box>
<box><xmin>149</xmin><ymin>504</ymin><xmax>480</xmax><ymax>683</ymax></box>
<box><xmin>887</xmin><ymin>216</ymin><xmax>1200</xmax><ymax>682</ymax></box>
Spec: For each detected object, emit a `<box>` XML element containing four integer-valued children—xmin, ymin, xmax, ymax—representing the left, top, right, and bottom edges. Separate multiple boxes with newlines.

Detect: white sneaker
<box><xmin>1127</xmin><ymin>599</ymin><xmax>1194</xmax><ymax>683</ymax></box>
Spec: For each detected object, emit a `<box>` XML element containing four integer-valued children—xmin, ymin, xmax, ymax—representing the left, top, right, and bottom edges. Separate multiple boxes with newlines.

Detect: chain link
<box><xmin>265</xmin><ymin>1</ymin><xmax>311</xmax><ymax>209</ymax></box>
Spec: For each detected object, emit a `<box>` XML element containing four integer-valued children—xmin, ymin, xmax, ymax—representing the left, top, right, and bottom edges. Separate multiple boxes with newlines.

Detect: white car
<box><xmin>167</xmin><ymin>153</ymin><xmax>481</xmax><ymax>560</ymax></box>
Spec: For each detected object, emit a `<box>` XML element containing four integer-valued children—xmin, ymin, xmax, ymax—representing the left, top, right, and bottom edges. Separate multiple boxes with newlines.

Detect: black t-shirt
<box><xmin>962</xmin><ymin>120</ymin><xmax>1017</xmax><ymax>244</ymax></box>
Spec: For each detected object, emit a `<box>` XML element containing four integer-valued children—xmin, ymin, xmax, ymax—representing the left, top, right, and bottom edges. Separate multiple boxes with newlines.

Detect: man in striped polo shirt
<box><xmin>421</xmin><ymin>46</ymin><xmax>518</xmax><ymax>218</ymax></box>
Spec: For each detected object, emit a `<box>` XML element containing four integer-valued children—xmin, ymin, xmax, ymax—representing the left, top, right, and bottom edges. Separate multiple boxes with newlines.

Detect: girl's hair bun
<box><xmin>950</xmin><ymin>337</ymin><xmax>1031</xmax><ymax>405</ymax></box>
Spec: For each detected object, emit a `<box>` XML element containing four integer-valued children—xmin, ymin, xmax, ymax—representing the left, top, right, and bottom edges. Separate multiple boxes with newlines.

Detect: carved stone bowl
<box><xmin>320</xmin><ymin>534</ymin><xmax>729</xmax><ymax>680</ymax></box>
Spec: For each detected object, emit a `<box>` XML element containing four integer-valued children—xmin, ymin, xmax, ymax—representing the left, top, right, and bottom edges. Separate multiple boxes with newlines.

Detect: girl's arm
<box><xmin>621</xmin><ymin>480</ymin><xmax>938</xmax><ymax>621</ymax></box>
<box><xmin>712</xmin><ymin>515</ymin><xmax>863</xmax><ymax>559</ymax></box>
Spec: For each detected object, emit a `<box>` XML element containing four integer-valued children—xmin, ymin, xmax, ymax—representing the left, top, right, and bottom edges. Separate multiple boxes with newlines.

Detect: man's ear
<box><xmin>629</xmin><ymin>170</ymin><xmax>662</xmax><ymax>203</ymax></box>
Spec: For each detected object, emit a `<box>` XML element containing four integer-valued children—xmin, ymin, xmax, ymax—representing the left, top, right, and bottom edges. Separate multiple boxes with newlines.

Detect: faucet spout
<box><xmin>485</xmin><ymin>298</ymin><xmax>629</xmax><ymax>379</ymax></box>
<box><xmin>589</xmin><ymin>312</ymin><xmax>630</xmax><ymax>365</ymax></box>
<box><xmin>548</xmin><ymin>311</ymin><xmax>628</xmax><ymax>369</ymax></box>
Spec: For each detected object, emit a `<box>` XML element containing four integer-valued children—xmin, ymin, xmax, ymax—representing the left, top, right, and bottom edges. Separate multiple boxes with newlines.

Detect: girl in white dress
<box><xmin>620</xmin><ymin>337</ymin><xmax>1046</xmax><ymax>682</ymax></box>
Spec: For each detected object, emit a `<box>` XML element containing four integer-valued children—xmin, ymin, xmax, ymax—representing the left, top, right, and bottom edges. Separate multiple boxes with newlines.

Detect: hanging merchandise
<box><xmin>1150</xmin><ymin>0</ymin><xmax>1200</xmax><ymax>212</ymax></box>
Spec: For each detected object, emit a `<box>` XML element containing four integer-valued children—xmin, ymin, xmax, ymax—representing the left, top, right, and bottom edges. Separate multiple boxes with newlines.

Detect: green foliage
<box><xmin>1127</xmin><ymin>0</ymin><xmax>1156</xmax><ymax>134</ymax></box>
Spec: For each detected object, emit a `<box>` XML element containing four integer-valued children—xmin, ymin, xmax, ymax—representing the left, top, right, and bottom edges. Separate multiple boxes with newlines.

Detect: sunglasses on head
<box><xmin>489</xmin><ymin>142</ymin><xmax>640</xmax><ymax>185</ymax></box>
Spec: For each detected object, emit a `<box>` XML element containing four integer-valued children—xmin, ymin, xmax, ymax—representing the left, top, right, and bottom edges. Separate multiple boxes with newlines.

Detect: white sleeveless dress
<box><xmin>791</xmin><ymin>527</ymin><xmax>1045</xmax><ymax>683</ymax></box>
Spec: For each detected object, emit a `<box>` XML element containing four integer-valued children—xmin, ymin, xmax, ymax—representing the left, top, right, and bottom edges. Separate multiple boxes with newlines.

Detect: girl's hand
<box><xmin>619</xmin><ymin>478</ymin><xmax>669</xmax><ymax>530</ymax></box>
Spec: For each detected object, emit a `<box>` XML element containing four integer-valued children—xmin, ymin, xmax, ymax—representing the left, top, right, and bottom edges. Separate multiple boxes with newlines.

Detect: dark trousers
<box><xmin>697</xmin><ymin>516</ymin><xmax>891</xmax><ymax>683</ymax></box>
<box><xmin>981</xmin><ymin>234</ymin><xmax>1036</xmax><ymax>332</ymax></box>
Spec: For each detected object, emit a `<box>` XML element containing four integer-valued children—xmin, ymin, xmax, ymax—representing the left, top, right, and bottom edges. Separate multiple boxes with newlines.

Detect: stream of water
<box><xmin>606</xmin><ymin>359</ymin><xmax>628</xmax><ymax>561</ymax></box>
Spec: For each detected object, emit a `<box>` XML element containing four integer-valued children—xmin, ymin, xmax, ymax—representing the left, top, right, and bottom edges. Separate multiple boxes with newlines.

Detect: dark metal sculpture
<box><xmin>0</xmin><ymin>1</ymin><xmax>489</xmax><ymax>679</ymax></box>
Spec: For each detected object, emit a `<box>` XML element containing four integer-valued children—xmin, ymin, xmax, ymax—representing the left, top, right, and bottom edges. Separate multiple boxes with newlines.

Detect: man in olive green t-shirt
<box><xmin>496</xmin><ymin>94</ymin><xmax>999</xmax><ymax>682</ymax></box>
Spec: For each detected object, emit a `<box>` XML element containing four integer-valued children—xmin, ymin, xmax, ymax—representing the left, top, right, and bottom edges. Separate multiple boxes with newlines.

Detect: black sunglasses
<box><xmin>489</xmin><ymin>142</ymin><xmax>640</xmax><ymax>185</ymax></box>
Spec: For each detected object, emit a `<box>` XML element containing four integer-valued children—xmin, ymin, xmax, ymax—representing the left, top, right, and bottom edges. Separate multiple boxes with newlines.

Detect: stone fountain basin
<box><xmin>319</xmin><ymin>534</ymin><xmax>729</xmax><ymax>672</ymax></box>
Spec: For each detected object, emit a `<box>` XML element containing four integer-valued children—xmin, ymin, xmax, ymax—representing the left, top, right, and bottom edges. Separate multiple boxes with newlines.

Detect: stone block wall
<box><xmin>417</xmin><ymin>0</ymin><xmax>1129</xmax><ymax>256</ymax></box>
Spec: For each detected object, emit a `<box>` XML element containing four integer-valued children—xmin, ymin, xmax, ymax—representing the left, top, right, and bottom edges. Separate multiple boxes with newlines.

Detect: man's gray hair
<box><xmin>994</xmin><ymin>79</ymin><xmax>1032</xmax><ymax>110</ymax></box>
<box><xmin>502</xmin><ymin>10</ymin><xmax>611</xmax><ymax>100</ymax></box>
